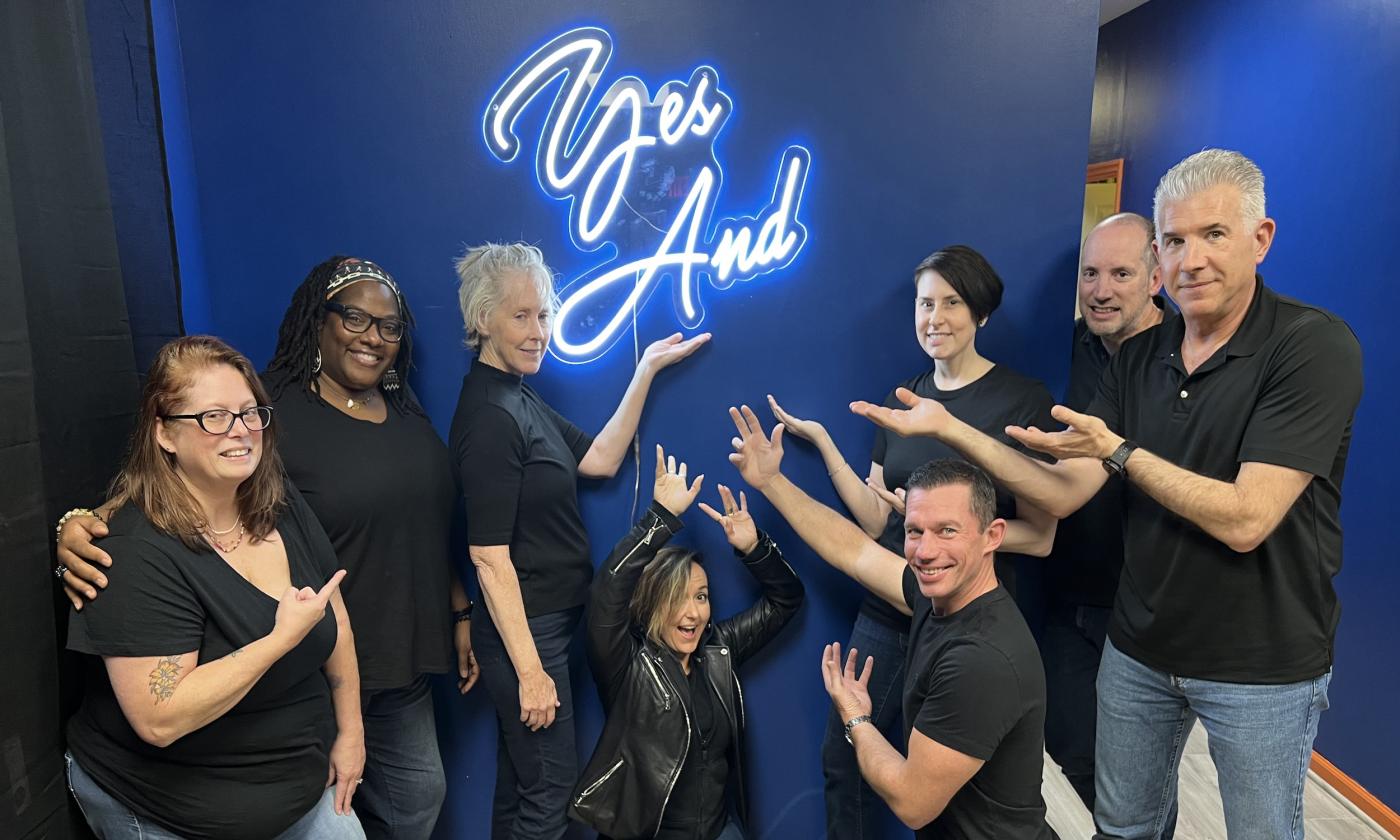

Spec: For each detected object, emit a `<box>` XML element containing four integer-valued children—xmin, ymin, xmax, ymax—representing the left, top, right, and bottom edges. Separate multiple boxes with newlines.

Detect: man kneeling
<box><xmin>727</xmin><ymin>406</ymin><xmax>1055</xmax><ymax>838</ymax></box>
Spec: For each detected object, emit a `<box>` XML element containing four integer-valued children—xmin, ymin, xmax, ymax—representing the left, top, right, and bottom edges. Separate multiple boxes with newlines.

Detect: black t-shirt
<box><xmin>901</xmin><ymin>571</ymin><xmax>1056</xmax><ymax>840</ymax></box>
<box><xmin>66</xmin><ymin>487</ymin><xmax>339</xmax><ymax>840</ymax></box>
<box><xmin>1049</xmin><ymin>302</ymin><xmax>1177</xmax><ymax>607</ymax></box>
<box><xmin>1088</xmin><ymin>278</ymin><xmax>1362</xmax><ymax>682</ymax></box>
<box><xmin>658</xmin><ymin>657</ymin><xmax>733</xmax><ymax>840</ymax></box>
<box><xmin>271</xmin><ymin>380</ymin><xmax>455</xmax><ymax>689</ymax></box>
<box><xmin>450</xmin><ymin>359</ymin><xmax>595</xmax><ymax>617</ymax></box>
<box><xmin>862</xmin><ymin>365</ymin><xmax>1056</xmax><ymax>629</ymax></box>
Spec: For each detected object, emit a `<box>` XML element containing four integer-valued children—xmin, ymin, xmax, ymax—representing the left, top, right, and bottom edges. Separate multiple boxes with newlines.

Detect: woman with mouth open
<box><xmin>767</xmin><ymin>244</ymin><xmax>1058</xmax><ymax>838</ymax></box>
<box><xmin>570</xmin><ymin>445</ymin><xmax>804</xmax><ymax>840</ymax></box>
<box><xmin>450</xmin><ymin>242</ymin><xmax>710</xmax><ymax>839</ymax></box>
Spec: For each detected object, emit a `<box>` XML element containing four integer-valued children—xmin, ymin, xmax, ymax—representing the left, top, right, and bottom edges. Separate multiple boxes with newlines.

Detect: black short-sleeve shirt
<box><xmin>1049</xmin><ymin>301</ymin><xmax>1177</xmax><ymax>607</ymax></box>
<box><xmin>450</xmin><ymin>359</ymin><xmax>595</xmax><ymax>617</ymax></box>
<box><xmin>66</xmin><ymin>487</ymin><xmax>339</xmax><ymax>839</ymax></box>
<box><xmin>900</xmin><ymin>571</ymin><xmax>1057</xmax><ymax>840</ymax></box>
<box><xmin>1087</xmin><ymin>278</ymin><xmax>1362</xmax><ymax>682</ymax></box>
<box><xmin>271</xmin><ymin>380</ymin><xmax>455</xmax><ymax>690</ymax></box>
<box><xmin>861</xmin><ymin>365</ymin><xmax>1056</xmax><ymax>629</ymax></box>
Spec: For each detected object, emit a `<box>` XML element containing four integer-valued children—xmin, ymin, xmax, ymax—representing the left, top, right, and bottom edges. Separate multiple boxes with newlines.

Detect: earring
<box><xmin>312</xmin><ymin>349</ymin><xmax>322</xmax><ymax>374</ymax></box>
<box><xmin>382</xmin><ymin>368</ymin><xmax>401</xmax><ymax>391</ymax></box>
<box><xmin>979</xmin><ymin>318</ymin><xmax>988</xmax><ymax>328</ymax></box>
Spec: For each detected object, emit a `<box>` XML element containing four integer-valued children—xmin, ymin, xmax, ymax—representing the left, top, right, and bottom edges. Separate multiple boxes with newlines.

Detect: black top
<box><xmin>1048</xmin><ymin>299</ymin><xmax>1177</xmax><ymax>607</ymax></box>
<box><xmin>450</xmin><ymin>359</ymin><xmax>595</xmax><ymax>617</ymax></box>
<box><xmin>66</xmin><ymin>487</ymin><xmax>339</xmax><ymax>840</ymax></box>
<box><xmin>657</xmin><ymin>656</ymin><xmax>734</xmax><ymax>840</ymax></box>
<box><xmin>1088</xmin><ymin>278</ymin><xmax>1362</xmax><ymax>682</ymax></box>
<box><xmin>270</xmin><ymin>378</ymin><xmax>455</xmax><ymax>689</ymax></box>
<box><xmin>862</xmin><ymin>365</ymin><xmax>1056</xmax><ymax>629</ymax></box>
<box><xmin>900</xmin><ymin>571</ymin><xmax>1056</xmax><ymax>840</ymax></box>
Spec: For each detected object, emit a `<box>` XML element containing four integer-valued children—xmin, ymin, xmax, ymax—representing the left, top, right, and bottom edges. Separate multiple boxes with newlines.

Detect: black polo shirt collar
<box><xmin>1157</xmin><ymin>275</ymin><xmax>1275</xmax><ymax>376</ymax></box>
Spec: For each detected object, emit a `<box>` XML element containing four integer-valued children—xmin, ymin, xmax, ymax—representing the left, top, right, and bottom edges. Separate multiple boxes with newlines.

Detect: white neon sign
<box><xmin>484</xmin><ymin>27</ymin><xmax>812</xmax><ymax>363</ymax></box>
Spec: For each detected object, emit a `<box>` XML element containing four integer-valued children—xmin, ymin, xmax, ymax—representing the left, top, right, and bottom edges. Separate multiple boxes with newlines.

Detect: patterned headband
<box><xmin>326</xmin><ymin>258</ymin><xmax>403</xmax><ymax>300</ymax></box>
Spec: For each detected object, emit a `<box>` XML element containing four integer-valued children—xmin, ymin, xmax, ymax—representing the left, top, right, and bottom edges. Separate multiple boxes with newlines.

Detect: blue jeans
<box><xmin>1093</xmin><ymin>638</ymin><xmax>1331</xmax><ymax>840</ymax></box>
<box><xmin>819</xmin><ymin>613</ymin><xmax>908</xmax><ymax>840</ymax></box>
<box><xmin>66</xmin><ymin>752</ymin><xmax>365</xmax><ymax>839</ymax></box>
<box><xmin>474</xmin><ymin>605</ymin><xmax>582</xmax><ymax>840</ymax></box>
<box><xmin>357</xmin><ymin>674</ymin><xmax>446</xmax><ymax>840</ymax></box>
<box><xmin>1042</xmin><ymin>603</ymin><xmax>1111</xmax><ymax>810</ymax></box>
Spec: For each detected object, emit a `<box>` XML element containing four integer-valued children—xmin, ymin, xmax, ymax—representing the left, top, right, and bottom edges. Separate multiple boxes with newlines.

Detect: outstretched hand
<box><xmin>727</xmin><ymin>405</ymin><xmax>785</xmax><ymax>489</ymax></box>
<box><xmin>640</xmin><ymin>332</ymin><xmax>711</xmax><ymax>375</ymax></box>
<box><xmin>767</xmin><ymin>394</ymin><xmax>828</xmax><ymax>446</ymax></box>
<box><xmin>653</xmin><ymin>444</ymin><xmax>704</xmax><ymax>516</ymax></box>
<box><xmin>866</xmin><ymin>480</ymin><xmax>906</xmax><ymax>516</ymax></box>
<box><xmin>698</xmin><ymin>483</ymin><xmax>760</xmax><ymax>554</ymax></box>
<box><xmin>850</xmin><ymin>387</ymin><xmax>951</xmax><ymax>439</ymax></box>
<box><xmin>1005</xmin><ymin>404</ymin><xmax>1121</xmax><ymax>461</ymax></box>
<box><xmin>821</xmin><ymin>642</ymin><xmax>874</xmax><ymax>723</ymax></box>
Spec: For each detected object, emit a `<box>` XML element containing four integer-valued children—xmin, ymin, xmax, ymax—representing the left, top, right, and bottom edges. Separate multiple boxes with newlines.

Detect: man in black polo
<box><xmin>1043</xmin><ymin>212</ymin><xmax>1174</xmax><ymax>809</ymax></box>
<box><xmin>854</xmin><ymin>149</ymin><xmax>1362</xmax><ymax>839</ymax></box>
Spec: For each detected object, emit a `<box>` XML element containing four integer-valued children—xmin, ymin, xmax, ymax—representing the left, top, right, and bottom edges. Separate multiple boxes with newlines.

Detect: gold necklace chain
<box><xmin>208</xmin><ymin>521</ymin><xmax>245</xmax><ymax>553</ymax></box>
<box><xmin>319</xmin><ymin>375</ymin><xmax>377</xmax><ymax>411</ymax></box>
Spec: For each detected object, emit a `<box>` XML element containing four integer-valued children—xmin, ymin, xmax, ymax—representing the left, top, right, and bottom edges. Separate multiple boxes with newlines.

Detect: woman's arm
<box><xmin>450</xmin><ymin>577</ymin><xmax>479</xmax><ymax>694</ymax></box>
<box><xmin>1001</xmin><ymin>498</ymin><xmax>1058</xmax><ymax>557</ymax></box>
<box><xmin>578</xmin><ymin>333</ymin><xmax>710</xmax><ymax>478</ymax></box>
<box><xmin>768</xmin><ymin>395</ymin><xmax>890</xmax><ymax>536</ymax></box>
<box><xmin>323</xmin><ymin>588</ymin><xmax>364</xmax><ymax>815</ymax></box>
<box><xmin>104</xmin><ymin>571</ymin><xmax>345</xmax><ymax>748</ymax></box>
<box><xmin>470</xmin><ymin>545</ymin><xmax>557</xmax><ymax>731</ymax></box>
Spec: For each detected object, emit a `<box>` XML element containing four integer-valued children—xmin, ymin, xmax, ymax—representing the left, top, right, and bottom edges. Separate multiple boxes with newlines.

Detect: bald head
<box><xmin>1079</xmin><ymin>213</ymin><xmax>1163</xmax><ymax>351</ymax></box>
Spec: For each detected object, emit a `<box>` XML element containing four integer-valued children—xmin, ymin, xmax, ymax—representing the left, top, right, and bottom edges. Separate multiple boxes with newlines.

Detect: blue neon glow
<box><xmin>483</xmin><ymin>27</ymin><xmax>812</xmax><ymax>363</ymax></box>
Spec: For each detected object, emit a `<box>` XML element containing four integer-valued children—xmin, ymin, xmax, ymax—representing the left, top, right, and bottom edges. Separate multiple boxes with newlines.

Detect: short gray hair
<box><xmin>1089</xmin><ymin>212</ymin><xmax>1157</xmax><ymax>275</ymax></box>
<box><xmin>1153</xmin><ymin>149</ymin><xmax>1266</xmax><ymax>235</ymax></box>
<box><xmin>454</xmin><ymin>242</ymin><xmax>558</xmax><ymax>350</ymax></box>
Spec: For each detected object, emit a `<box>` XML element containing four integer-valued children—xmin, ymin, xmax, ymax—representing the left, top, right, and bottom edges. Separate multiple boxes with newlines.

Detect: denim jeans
<box><xmin>357</xmin><ymin>674</ymin><xmax>447</xmax><ymax>840</ymax></box>
<box><xmin>66</xmin><ymin>752</ymin><xmax>366</xmax><ymax>839</ymax></box>
<box><xmin>1093</xmin><ymin>638</ymin><xmax>1331</xmax><ymax>840</ymax></box>
<box><xmin>819</xmin><ymin>613</ymin><xmax>909</xmax><ymax>840</ymax></box>
<box><xmin>1042</xmin><ymin>602</ymin><xmax>1111</xmax><ymax>810</ymax></box>
<box><xmin>473</xmin><ymin>605</ymin><xmax>582</xmax><ymax>840</ymax></box>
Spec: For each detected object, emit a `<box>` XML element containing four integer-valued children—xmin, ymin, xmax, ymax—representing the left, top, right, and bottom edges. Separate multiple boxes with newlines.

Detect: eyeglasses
<box><xmin>160</xmin><ymin>406</ymin><xmax>274</xmax><ymax>435</ymax></box>
<box><xmin>324</xmin><ymin>301</ymin><xmax>405</xmax><ymax>342</ymax></box>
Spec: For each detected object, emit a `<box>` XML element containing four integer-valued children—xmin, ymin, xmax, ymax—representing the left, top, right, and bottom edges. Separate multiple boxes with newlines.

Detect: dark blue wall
<box><xmin>152</xmin><ymin>1</ymin><xmax>1098</xmax><ymax>835</ymax></box>
<box><xmin>1096</xmin><ymin>0</ymin><xmax>1400</xmax><ymax>810</ymax></box>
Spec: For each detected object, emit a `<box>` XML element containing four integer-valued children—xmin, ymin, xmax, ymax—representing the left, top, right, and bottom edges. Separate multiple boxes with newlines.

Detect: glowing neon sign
<box><xmin>484</xmin><ymin>27</ymin><xmax>812</xmax><ymax>363</ymax></box>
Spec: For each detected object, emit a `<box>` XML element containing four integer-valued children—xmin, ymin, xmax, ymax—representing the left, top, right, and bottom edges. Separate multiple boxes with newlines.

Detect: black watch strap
<box><xmin>1102</xmin><ymin>441</ymin><xmax>1138</xmax><ymax>477</ymax></box>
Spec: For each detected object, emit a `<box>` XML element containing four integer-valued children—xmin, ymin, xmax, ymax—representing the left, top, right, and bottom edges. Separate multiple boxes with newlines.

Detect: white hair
<box><xmin>454</xmin><ymin>242</ymin><xmax>558</xmax><ymax>350</ymax></box>
<box><xmin>1152</xmin><ymin>149</ymin><xmax>1266</xmax><ymax>235</ymax></box>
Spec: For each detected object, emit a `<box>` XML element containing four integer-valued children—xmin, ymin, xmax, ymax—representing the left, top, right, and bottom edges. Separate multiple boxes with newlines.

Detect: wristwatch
<box><xmin>1102</xmin><ymin>440</ymin><xmax>1138</xmax><ymax>478</ymax></box>
<box><xmin>843</xmin><ymin>714</ymin><xmax>873</xmax><ymax>745</ymax></box>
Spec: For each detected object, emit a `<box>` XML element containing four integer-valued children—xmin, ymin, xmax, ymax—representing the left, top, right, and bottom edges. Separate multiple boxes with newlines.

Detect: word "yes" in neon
<box><xmin>484</xmin><ymin>27</ymin><xmax>811</xmax><ymax>363</ymax></box>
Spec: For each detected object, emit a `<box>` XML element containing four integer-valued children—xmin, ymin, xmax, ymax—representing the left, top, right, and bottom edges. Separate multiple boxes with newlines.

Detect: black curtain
<box><xmin>0</xmin><ymin>0</ymin><xmax>180</xmax><ymax>837</ymax></box>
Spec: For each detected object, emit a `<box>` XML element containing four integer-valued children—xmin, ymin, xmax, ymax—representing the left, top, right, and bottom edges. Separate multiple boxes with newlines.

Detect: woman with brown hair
<box><xmin>63</xmin><ymin>336</ymin><xmax>365</xmax><ymax>839</ymax></box>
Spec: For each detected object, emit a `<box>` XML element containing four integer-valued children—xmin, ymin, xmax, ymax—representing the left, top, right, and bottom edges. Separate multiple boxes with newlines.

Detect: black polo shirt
<box><xmin>1088</xmin><ymin>277</ymin><xmax>1362</xmax><ymax>683</ymax></box>
<box><xmin>450</xmin><ymin>359</ymin><xmax>595</xmax><ymax>618</ymax></box>
<box><xmin>1049</xmin><ymin>298</ymin><xmax>1176</xmax><ymax>608</ymax></box>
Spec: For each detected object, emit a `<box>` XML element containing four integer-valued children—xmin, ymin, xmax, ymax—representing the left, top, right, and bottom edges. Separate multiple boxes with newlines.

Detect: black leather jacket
<box><xmin>569</xmin><ymin>502</ymin><xmax>804</xmax><ymax>839</ymax></box>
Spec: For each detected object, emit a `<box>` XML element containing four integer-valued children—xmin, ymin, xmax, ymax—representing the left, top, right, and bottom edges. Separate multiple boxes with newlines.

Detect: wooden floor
<box><xmin>1041</xmin><ymin>726</ymin><xmax>1395</xmax><ymax>839</ymax></box>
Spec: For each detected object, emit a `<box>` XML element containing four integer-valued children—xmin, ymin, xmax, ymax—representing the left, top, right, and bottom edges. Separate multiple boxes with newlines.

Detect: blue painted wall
<box><xmin>1096</xmin><ymin>0</ymin><xmax>1400</xmax><ymax>810</ymax></box>
<box><xmin>151</xmin><ymin>1</ymin><xmax>1098</xmax><ymax>835</ymax></box>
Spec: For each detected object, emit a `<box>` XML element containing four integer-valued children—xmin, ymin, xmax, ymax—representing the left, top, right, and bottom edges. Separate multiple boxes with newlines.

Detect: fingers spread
<box><xmin>697</xmin><ymin>502</ymin><xmax>724</xmax><ymax>523</ymax></box>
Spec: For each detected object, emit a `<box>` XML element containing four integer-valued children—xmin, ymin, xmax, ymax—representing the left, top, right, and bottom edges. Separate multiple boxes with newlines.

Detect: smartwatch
<box><xmin>1102</xmin><ymin>440</ymin><xmax>1138</xmax><ymax>478</ymax></box>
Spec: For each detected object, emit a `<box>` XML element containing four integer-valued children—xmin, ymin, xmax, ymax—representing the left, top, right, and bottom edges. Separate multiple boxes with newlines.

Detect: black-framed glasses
<box><xmin>161</xmin><ymin>406</ymin><xmax>274</xmax><ymax>435</ymax></box>
<box><xmin>324</xmin><ymin>301</ymin><xmax>405</xmax><ymax>342</ymax></box>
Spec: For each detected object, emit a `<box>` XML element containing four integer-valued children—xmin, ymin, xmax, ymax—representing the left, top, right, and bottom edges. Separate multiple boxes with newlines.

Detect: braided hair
<box><xmin>264</xmin><ymin>255</ymin><xmax>426</xmax><ymax>417</ymax></box>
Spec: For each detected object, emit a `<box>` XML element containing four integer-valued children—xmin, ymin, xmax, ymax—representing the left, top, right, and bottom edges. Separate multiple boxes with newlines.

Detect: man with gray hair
<box><xmin>853</xmin><ymin>149</ymin><xmax>1362</xmax><ymax>839</ymax></box>
<box><xmin>1042</xmin><ymin>211</ymin><xmax>1174</xmax><ymax>810</ymax></box>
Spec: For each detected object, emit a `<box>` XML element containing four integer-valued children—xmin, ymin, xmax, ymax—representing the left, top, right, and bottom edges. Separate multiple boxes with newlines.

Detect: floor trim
<box><xmin>1311</xmin><ymin>751</ymin><xmax>1400</xmax><ymax>838</ymax></box>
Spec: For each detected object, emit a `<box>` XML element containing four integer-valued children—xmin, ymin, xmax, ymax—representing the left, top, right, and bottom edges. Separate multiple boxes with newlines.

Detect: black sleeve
<box><xmin>541</xmin><ymin>400</ymin><xmax>594</xmax><ymax>464</ymax></box>
<box><xmin>1013</xmin><ymin>381</ymin><xmax>1059</xmax><ymax>464</ymax></box>
<box><xmin>870</xmin><ymin>388</ymin><xmax>900</xmax><ymax>466</ymax></box>
<box><xmin>457</xmin><ymin>404</ymin><xmax>527</xmax><ymax>546</ymax></box>
<box><xmin>66</xmin><ymin>536</ymin><xmax>205</xmax><ymax>657</ymax></box>
<box><xmin>1087</xmin><ymin>349</ymin><xmax>1125</xmax><ymax>436</ymax></box>
<box><xmin>285</xmin><ymin>481</ymin><xmax>338</xmax><ymax>583</ymax></box>
<box><xmin>1239</xmin><ymin>316</ymin><xmax>1363</xmax><ymax>476</ymax></box>
<box><xmin>912</xmin><ymin>639</ymin><xmax>1023</xmax><ymax>761</ymax></box>
<box><xmin>902</xmin><ymin>565</ymin><xmax>919</xmax><ymax>613</ymax></box>
<box><xmin>713</xmin><ymin>534</ymin><xmax>805</xmax><ymax>667</ymax></box>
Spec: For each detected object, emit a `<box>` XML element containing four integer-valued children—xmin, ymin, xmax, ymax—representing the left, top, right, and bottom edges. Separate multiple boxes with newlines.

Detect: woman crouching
<box><xmin>571</xmin><ymin>445</ymin><xmax>804</xmax><ymax>840</ymax></box>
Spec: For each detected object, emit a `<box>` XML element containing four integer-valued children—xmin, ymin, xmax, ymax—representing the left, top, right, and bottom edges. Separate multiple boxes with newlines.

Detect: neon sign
<box><xmin>484</xmin><ymin>27</ymin><xmax>812</xmax><ymax>363</ymax></box>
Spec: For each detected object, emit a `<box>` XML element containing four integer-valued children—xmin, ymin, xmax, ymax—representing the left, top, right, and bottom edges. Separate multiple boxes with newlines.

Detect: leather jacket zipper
<box><xmin>651</xmin><ymin>656</ymin><xmax>690</xmax><ymax>836</ymax></box>
<box><xmin>575</xmin><ymin>757</ymin><xmax>624</xmax><ymax>804</ymax></box>
<box><xmin>611</xmin><ymin>517</ymin><xmax>666</xmax><ymax>574</ymax></box>
<box><xmin>641</xmin><ymin>654</ymin><xmax>672</xmax><ymax>710</ymax></box>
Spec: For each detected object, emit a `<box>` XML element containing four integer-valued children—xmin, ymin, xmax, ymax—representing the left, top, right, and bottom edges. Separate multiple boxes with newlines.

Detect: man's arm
<box><xmin>727</xmin><ymin>405</ymin><xmax>908</xmax><ymax>614</ymax></box>
<box><xmin>852</xmin><ymin>389</ymin><xmax>1108</xmax><ymax>519</ymax></box>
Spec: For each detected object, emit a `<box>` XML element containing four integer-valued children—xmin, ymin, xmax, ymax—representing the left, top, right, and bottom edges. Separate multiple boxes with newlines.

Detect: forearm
<box><xmin>849</xmin><ymin>725</ymin><xmax>936</xmax><ymax>829</ymax></box>
<box><xmin>125</xmin><ymin>634</ymin><xmax>292</xmax><ymax>746</ymax></box>
<box><xmin>1124</xmin><ymin>449</ymin><xmax>1274</xmax><ymax>552</ymax></box>
<box><xmin>941</xmin><ymin>418</ymin><xmax>1090</xmax><ymax>518</ymax></box>
<box><xmin>450</xmin><ymin>576</ymin><xmax>471</xmax><ymax>612</ymax></box>
<box><xmin>324</xmin><ymin>611</ymin><xmax>361</xmax><ymax>735</ymax></box>
<box><xmin>818</xmin><ymin>437</ymin><xmax>888</xmax><ymax>536</ymax></box>
<box><xmin>762</xmin><ymin>475</ymin><xmax>873</xmax><ymax>579</ymax></box>
<box><xmin>471</xmin><ymin>549</ymin><xmax>543</xmax><ymax>676</ymax></box>
<box><xmin>583</xmin><ymin>367</ymin><xmax>656</xmax><ymax>477</ymax></box>
<box><xmin>1000</xmin><ymin>501</ymin><xmax>1057</xmax><ymax>557</ymax></box>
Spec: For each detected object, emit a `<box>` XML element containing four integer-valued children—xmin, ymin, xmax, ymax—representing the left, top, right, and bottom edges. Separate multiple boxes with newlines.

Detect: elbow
<box><xmin>1043</xmin><ymin>498</ymin><xmax>1076</xmax><ymax>520</ymax></box>
<box><xmin>895</xmin><ymin>800</ymin><xmax>944</xmax><ymax>831</ymax></box>
<box><xmin>134</xmin><ymin>720</ymin><xmax>179</xmax><ymax>749</ymax></box>
<box><xmin>1223</xmin><ymin>523</ymin><xmax>1269</xmax><ymax>554</ymax></box>
<box><xmin>1025</xmin><ymin>525</ymin><xmax>1057</xmax><ymax>558</ymax></box>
